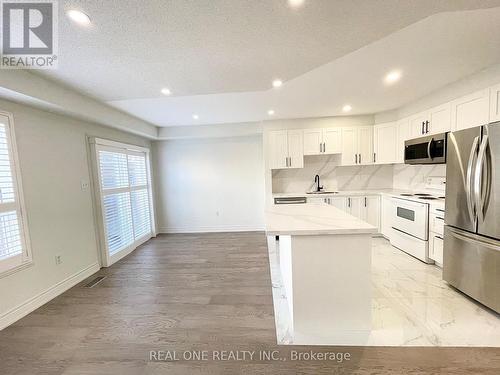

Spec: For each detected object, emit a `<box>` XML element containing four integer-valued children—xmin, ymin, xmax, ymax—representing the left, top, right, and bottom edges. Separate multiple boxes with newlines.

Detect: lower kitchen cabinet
<box><xmin>346</xmin><ymin>195</ymin><xmax>380</xmax><ymax>232</ymax></box>
<box><xmin>430</xmin><ymin>235</ymin><xmax>444</xmax><ymax>266</ymax></box>
<box><xmin>380</xmin><ymin>195</ymin><xmax>393</xmax><ymax>239</ymax></box>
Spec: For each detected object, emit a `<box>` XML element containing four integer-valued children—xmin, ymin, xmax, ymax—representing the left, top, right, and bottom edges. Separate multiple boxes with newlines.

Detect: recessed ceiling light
<box><xmin>267</xmin><ymin>109</ymin><xmax>275</xmax><ymax>116</ymax></box>
<box><xmin>66</xmin><ymin>10</ymin><xmax>91</xmax><ymax>26</ymax></box>
<box><xmin>288</xmin><ymin>0</ymin><xmax>305</xmax><ymax>8</ymax></box>
<box><xmin>272</xmin><ymin>79</ymin><xmax>283</xmax><ymax>88</ymax></box>
<box><xmin>192</xmin><ymin>114</ymin><xmax>199</xmax><ymax>120</ymax></box>
<box><xmin>161</xmin><ymin>88</ymin><xmax>171</xmax><ymax>96</ymax></box>
<box><xmin>384</xmin><ymin>70</ymin><xmax>402</xmax><ymax>85</ymax></box>
<box><xmin>342</xmin><ymin>105</ymin><xmax>352</xmax><ymax>113</ymax></box>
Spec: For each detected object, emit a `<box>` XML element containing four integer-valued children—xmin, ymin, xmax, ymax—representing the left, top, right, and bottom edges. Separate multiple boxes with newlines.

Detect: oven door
<box><xmin>405</xmin><ymin>133</ymin><xmax>447</xmax><ymax>164</ymax></box>
<box><xmin>391</xmin><ymin>198</ymin><xmax>429</xmax><ymax>240</ymax></box>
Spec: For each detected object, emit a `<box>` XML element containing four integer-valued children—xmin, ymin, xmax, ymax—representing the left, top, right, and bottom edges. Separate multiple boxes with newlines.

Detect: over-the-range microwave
<box><xmin>404</xmin><ymin>132</ymin><xmax>447</xmax><ymax>165</ymax></box>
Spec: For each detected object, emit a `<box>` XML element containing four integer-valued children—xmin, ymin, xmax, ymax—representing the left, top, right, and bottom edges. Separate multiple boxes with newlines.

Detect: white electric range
<box><xmin>390</xmin><ymin>179</ymin><xmax>446</xmax><ymax>264</ymax></box>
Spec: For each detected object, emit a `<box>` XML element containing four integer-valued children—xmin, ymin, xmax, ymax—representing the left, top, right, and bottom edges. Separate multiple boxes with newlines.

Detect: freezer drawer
<box><xmin>443</xmin><ymin>226</ymin><xmax>500</xmax><ymax>313</ymax></box>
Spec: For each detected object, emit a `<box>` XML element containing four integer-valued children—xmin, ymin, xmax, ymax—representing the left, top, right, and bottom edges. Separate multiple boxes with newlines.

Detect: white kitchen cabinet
<box><xmin>430</xmin><ymin>235</ymin><xmax>444</xmax><ymax>266</ymax></box>
<box><xmin>341</xmin><ymin>127</ymin><xmax>358</xmax><ymax>166</ymax></box>
<box><xmin>303</xmin><ymin>128</ymin><xmax>342</xmax><ymax>155</ymax></box>
<box><xmin>358</xmin><ymin>127</ymin><xmax>373</xmax><ymax>165</ymax></box>
<box><xmin>409</xmin><ymin>111</ymin><xmax>429</xmax><ymax>138</ymax></box>
<box><xmin>396</xmin><ymin>117</ymin><xmax>410</xmax><ymax>163</ymax></box>
<box><xmin>380</xmin><ymin>195</ymin><xmax>393</xmax><ymax>239</ymax></box>
<box><xmin>323</xmin><ymin>128</ymin><xmax>342</xmax><ymax>154</ymax></box>
<box><xmin>362</xmin><ymin>195</ymin><xmax>380</xmax><ymax>230</ymax></box>
<box><xmin>451</xmin><ymin>89</ymin><xmax>490</xmax><ymax>131</ymax></box>
<box><xmin>409</xmin><ymin>103</ymin><xmax>451</xmax><ymax>138</ymax></box>
<box><xmin>341</xmin><ymin>127</ymin><xmax>373</xmax><ymax>166</ymax></box>
<box><xmin>303</xmin><ymin>129</ymin><xmax>323</xmax><ymax>155</ymax></box>
<box><xmin>373</xmin><ymin>122</ymin><xmax>398</xmax><ymax>164</ymax></box>
<box><xmin>329</xmin><ymin>196</ymin><xmax>346</xmax><ymax>211</ymax></box>
<box><xmin>490</xmin><ymin>83</ymin><xmax>500</xmax><ymax>123</ymax></box>
<box><xmin>428</xmin><ymin>103</ymin><xmax>452</xmax><ymax>135</ymax></box>
<box><xmin>346</xmin><ymin>196</ymin><xmax>362</xmax><ymax>218</ymax></box>
<box><xmin>268</xmin><ymin>130</ymin><xmax>304</xmax><ymax>169</ymax></box>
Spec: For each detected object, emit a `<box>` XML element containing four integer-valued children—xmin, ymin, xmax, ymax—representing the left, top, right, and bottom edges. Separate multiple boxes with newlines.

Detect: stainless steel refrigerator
<box><xmin>444</xmin><ymin>122</ymin><xmax>499</xmax><ymax>313</ymax></box>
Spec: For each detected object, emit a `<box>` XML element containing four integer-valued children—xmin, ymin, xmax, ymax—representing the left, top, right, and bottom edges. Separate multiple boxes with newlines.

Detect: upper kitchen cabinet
<box><xmin>303</xmin><ymin>128</ymin><xmax>341</xmax><ymax>155</ymax></box>
<box><xmin>409</xmin><ymin>103</ymin><xmax>451</xmax><ymax>137</ymax></box>
<box><xmin>396</xmin><ymin>117</ymin><xmax>411</xmax><ymax>163</ymax></box>
<box><xmin>451</xmin><ymin>89</ymin><xmax>490</xmax><ymax>131</ymax></box>
<box><xmin>490</xmin><ymin>83</ymin><xmax>500</xmax><ymax>123</ymax></box>
<box><xmin>268</xmin><ymin>130</ymin><xmax>304</xmax><ymax>169</ymax></box>
<box><xmin>341</xmin><ymin>126</ymin><xmax>373</xmax><ymax>166</ymax></box>
<box><xmin>373</xmin><ymin>122</ymin><xmax>398</xmax><ymax>164</ymax></box>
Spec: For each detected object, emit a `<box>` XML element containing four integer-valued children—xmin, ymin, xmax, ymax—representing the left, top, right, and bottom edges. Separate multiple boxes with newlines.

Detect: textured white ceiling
<box><xmin>36</xmin><ymin>0</ymin><xmax>500</xmax><ymax>127</ymax></box>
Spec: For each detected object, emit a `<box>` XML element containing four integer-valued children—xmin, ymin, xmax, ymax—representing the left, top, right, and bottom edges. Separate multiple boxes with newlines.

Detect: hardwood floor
<box><xmin>0</xmin><ymin>232</ymin><xmax>498</xmax><ymax>374</ymax></box>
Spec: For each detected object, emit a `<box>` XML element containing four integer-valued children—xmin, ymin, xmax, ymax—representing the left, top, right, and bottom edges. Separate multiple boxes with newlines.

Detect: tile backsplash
<box><xmin>272</xmin><ymin>154</ymin><xmax>394</xmax><ymax>193</ymax></box>
<box><xmin>271</xmin><ymin>154</ymin><xmax>447</xmax><ymax>193</ymax></box>
<box><xmin>393</xmin><ymin>164</ymin><xmax>446</xmax><ymax>191</ymax></box>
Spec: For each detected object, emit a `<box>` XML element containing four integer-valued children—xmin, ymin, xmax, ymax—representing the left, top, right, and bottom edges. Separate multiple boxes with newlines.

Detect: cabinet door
<box><xmin>428</xmin><ymin>103</ymin><xmax>451</xmax><ymax>135</ymax></box>
<box><xmin>303</xmin><ymin>129</ymin><xmax>323</xmax><ymax>155</ymax></box>
<box><xmin>346</xmin><ymin>196</ymin><xmax>363</xmax><ymax>219</ymax></box>
<box><xmin>374</xmin><ymin>122</ymin><xmax>398</xmax><ymax>164</ymax></box>
<box><xmin>268</xmin><ymin>130</ymin><xmax>288</xmax><ymax>169</ymax></box>
<box><xmin>358</xmin><ymin>127</ymin><xmax>373</xmax><ymax>165</ymax></box>
<box><xmin>490</xmin><ymin>83</ymin><xmax>500</xmax><ymax>123</ymax></box>
<box><xmin>380</xmin><ymin>195</ymin><xmax>393</xmax><ymax>238</ymax></box>
<box><xmin>341</xmin><ymin>128</ymin><xmax>358</xmax><ymax>166</ymax></box>
<box><xmin>396</xmin><ymin>118</ymin><xmax>410</xmax><ymax>163</ymax></box>
<box><xmin>430</xmin><ymin>235</ymin><xmax>444</xmax><ymax>266</ymax></box>
<box><xmin>363</xmin><ymin>195</ymin><xmax>380</xmax><ymax>231</ymax></box>
<box><xmin>451</xmin><ymin>89</ymin><xmax>490</xmax><ymax>131</ymax></box>
<box><xmin>287</xmin><ymin>130</ymin><xmax>304</xmax><ymax>169</ymax></box>
<box><xmin>323</xmin><ymin>128</ymin><xmax>342</xmax><ymax>154</ymax></box>
<box><xmin>329</xmin><ymin>196</ymin><xmax>346</xmax><ymax>211</ymax></box>
<box><xmin>409</xmin><ymin>111</ymin><xmax>429</xmax><ymax>138</ymax></box>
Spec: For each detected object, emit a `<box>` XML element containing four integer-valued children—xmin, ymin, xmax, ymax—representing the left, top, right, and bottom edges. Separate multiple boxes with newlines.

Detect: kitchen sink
<box><xmin>306</xmin><ymin>191</ymin><xmax>339</xmax><ymax>195</ymax></box>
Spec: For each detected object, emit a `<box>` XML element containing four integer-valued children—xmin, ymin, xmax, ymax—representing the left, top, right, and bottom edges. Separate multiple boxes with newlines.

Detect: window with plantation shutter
<box><xmin>0</xmin><ymin>113</ymin><xmax>31</xmax><ymax>276</ymax></box>
<box><xmin>94</xmin><ymin>139</ymin><xmax>154</xmax><ymax>266</ymax></box>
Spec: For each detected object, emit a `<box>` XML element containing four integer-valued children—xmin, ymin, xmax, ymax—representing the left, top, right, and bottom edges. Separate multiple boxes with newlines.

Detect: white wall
<box><xmin>0</xmin><ymin>98</ymin><xmax>151</xmax><ymax>329</ymax></box>
<box><xmin>153</xmin><ymin>135</ymin><xmax>265</xmax><ymax>233</ymax></box>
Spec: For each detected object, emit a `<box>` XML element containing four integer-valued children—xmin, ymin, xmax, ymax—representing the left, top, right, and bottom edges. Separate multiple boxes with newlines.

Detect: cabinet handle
<box><xmin>426</xmin><ymin>121</ymin><xmax>429</xmax><ymax>134</ymax></box>
<box><xmin>422</xmin><ymin>122</ymin><xmax>425</xmax><ymax>135</ymax></box>
<box><xmin>359</xmin><ymin>154</ymin><xmax>362</xmax><ymax>164</ymax></box>
<box><xmin>364</xmin><ymin>197</ymin><xmax>367</xmax><ymax>207</ymax></box>
<box><xmin>288</xmin><ymin>157</ymin><xmax>291</xmax><ymax>167</ymax></box>
<box><xmin>373</xmin><ymin>153</ymin><xmax>376</xmax><ymax>163</ymax></box>
<box><xmin>355</xmin><ymin>154</ymin><xmax>358</xmax><ymax>164</ymax></box>
<box><xmin>323</xmin><ymin>142</ymin><xmax>326</xmax><ymax>153</ymax></box>
<box><xmin>435</xmin><ymin>235</ymin><xmax>443</xmax><ymax>240</ymax></box>
<box><xmin>348</xmin><ymin>198</ymin><xmax>351</xmax><ymax>208</ymax></box>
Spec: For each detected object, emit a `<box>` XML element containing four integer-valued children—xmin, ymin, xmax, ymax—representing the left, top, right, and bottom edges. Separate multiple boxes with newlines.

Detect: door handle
<box><xmin>465</xmin><ymin>136</ymin><xmax>479</xmax><ymax>224</ymax></box>
<box><xmin>474</xmin><ymin>135</ymin><xmax>489</xmax><ymax>222</ymax></box>
<box><xmin>427</xmin><ymin>138</ymin><xmax>434</xmax><ymax>159</ymax></box>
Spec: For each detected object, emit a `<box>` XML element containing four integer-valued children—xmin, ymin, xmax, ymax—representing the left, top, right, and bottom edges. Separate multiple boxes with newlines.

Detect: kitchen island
<box><xmin>266</xmin><ymin>203</ymin><xmax>377</xmax><ymax>344</ymax></box>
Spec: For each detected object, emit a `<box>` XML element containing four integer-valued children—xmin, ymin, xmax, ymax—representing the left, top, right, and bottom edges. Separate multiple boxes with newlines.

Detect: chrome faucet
<box><xmin>314</xmin><ymin>175</ymin><xmax>323</xmax><ymax>192</ymax></box>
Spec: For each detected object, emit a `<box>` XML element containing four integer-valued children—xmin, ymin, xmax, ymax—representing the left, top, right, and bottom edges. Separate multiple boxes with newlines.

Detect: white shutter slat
<box><xmin>131</xmin><ymin>189</ymin><xmax>151</xmax><ymax>240</ymax></box>
<box><xmin>102</xmin><ymin>192</ymin><xmax>134</xmax><ymax>255</ymax></box>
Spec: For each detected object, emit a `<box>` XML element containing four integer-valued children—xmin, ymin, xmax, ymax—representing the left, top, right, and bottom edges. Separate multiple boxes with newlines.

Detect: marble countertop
<box><xmin>265</xmin><ymin>203</ymin><xmax>377</xmax><ymax>236</ymax></box>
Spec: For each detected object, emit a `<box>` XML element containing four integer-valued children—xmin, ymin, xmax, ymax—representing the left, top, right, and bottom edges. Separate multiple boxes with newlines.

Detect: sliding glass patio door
<box><xmin>93</xmin><ymin>139</ymin><xmax>154</xmax><ymax>266</ymax></box>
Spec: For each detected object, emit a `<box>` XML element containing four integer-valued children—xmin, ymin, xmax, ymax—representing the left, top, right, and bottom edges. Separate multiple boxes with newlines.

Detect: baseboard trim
<box><xmin>159</xmin><ymin>225</ymin><xmax>265</xmax><ymax>234</ymax></box>
<box><xmin>0</xmin><ymin>262</ymin><xmax>100</xmax><ymax>331</ymax></box>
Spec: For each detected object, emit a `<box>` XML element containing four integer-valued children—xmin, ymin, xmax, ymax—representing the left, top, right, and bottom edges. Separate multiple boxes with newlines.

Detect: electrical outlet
<box><xmin>81</xmin><ymin>180</ymin><xmax>89</xmax><ymax>191</ymax></box>
<box><xmin>55</xmin><ymin>255</ymin><xmax>62</xmax><ymax>265</ymax></box>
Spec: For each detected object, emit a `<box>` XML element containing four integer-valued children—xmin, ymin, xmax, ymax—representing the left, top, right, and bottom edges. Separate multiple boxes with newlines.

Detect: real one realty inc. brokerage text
<box><xmin>150</xmin><ymin>350</ymin><xmax>352</xmax><ymax>363</ymax></box>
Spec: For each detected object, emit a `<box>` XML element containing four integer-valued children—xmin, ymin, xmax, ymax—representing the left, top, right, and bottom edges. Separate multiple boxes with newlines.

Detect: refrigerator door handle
<box><xmin>466</xmin><ymin>136</ymin><xmax>480</xmax><ymax>224</ymax></box>
<box><xmin>474</xmin><ymin>135</ymin><xmax>489</xmax><ymax>222</ymax></box>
